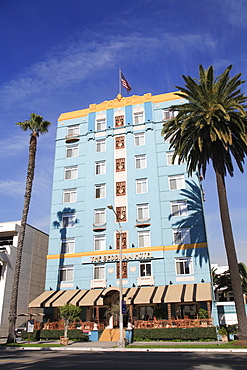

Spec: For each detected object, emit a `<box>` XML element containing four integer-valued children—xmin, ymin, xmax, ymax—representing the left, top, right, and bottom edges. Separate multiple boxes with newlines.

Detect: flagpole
<box><xmin>119</xmin><ymin>67</ymin><xmax>122</xmax><ymax>96</ymax></box>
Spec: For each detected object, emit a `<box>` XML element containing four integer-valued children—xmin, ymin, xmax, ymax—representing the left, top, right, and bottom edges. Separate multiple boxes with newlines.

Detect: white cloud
<box><xmin>0</xmin><ymin>180</ymin><xmax>25</xmax><ymax>196</ymax></box>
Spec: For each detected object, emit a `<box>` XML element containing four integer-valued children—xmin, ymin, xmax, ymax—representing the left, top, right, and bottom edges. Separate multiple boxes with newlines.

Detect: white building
<box><xmin>0</xmin><ymin>221</ymin><xmax>48</xmax><ymax>337</ymax></box>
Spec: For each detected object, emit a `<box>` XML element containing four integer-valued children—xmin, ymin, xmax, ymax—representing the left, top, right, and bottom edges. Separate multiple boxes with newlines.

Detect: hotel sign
<box><xmin>90</xmin><ymin>252</ymin><xmax>153</xmax><ymax>263</ymax></box>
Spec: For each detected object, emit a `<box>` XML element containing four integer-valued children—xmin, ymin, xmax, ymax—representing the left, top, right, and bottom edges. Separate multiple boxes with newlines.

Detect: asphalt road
<box><xmin>0</xmin><ymin>350</ymin><xmax>246</xmax><ymax>370</ymax></box>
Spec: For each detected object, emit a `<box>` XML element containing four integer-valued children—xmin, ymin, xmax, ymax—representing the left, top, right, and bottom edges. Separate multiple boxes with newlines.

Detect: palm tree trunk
<box><xmin>215</xmin><ymin>170</ymin><xmax>247</xmax><ymax>340</ymax></box>
<box><xmin>7</xmin><ymin>134</ymin><xmax>37</xmax><ymax>343</ymax></box>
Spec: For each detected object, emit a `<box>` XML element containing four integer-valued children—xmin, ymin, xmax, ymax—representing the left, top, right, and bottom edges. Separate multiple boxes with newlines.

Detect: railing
<box><xmin>134</xmin><ymin>318</ymin><xmax>213</xmax><ymax>329</ymax></box>
<box><xmin>90</xmin><ymin>279</ymin><xmax>107</xmax><ymax>289</ymax></box>
<box><xmin>137</xmin><ymin>276</ymin><xmax>154</xmax><ymax>286</ymax></box>
<box><xmin>34</xmin><ymin>320</ymin><xmax>104</xmax><ymax>331</ymax></box>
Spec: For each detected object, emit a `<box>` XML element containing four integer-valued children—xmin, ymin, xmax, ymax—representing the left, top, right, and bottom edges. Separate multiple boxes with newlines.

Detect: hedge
<box><xmin>133</xmin><ymin>327</ymin><xmax>217</xmax><ymax>341</ymax></box>
<box><xmin>21</xmin><ymin>329</ymin><xmax>89</xmax><ymax>341</ymax></box>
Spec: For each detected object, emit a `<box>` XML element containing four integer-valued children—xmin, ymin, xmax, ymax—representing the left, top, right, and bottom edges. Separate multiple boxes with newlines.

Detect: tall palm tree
<box><xmin>162</xmin><ymin>65</ymin><xmax>247</xmax><ymax>340</ymax></box>
<box><xmin>7</xmin><ymin>113</ymin><xmax>51</xmax><ymax>343</ymax></box>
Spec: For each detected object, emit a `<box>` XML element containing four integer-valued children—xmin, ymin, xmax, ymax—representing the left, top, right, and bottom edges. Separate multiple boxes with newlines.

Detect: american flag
<box><xmin>121</xmin><ymin>72</ymin><xmax>132</xmax><ymax>93</ymax></box>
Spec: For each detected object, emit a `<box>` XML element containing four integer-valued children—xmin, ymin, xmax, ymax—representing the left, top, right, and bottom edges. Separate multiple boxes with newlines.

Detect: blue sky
<box><xmin>0</xmin><ymin>0</ymin><xmax>247</xmax><ymax>265</ymax></box>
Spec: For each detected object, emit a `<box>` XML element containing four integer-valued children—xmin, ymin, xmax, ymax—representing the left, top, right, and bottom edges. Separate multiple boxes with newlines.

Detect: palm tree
<box><xmin>7</xmin><ymin>113</ymin><xmax>51</xmax><ymax>343</ymax></box>
<box><xmin>162</xmin><ymin>65</ymin><xmax>247</xmax><ymax>340</ymax></box>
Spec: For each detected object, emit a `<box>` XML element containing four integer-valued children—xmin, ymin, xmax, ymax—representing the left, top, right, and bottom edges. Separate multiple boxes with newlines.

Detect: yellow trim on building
<box><xmin>46</xmin><ymin>242</ymin><xmax>207</xmax><ymax>260</ymax></box>
<box><xmin>58</xmin><ymin>91</ymin><xmax>181</xmax><ymax>122</ymax></box>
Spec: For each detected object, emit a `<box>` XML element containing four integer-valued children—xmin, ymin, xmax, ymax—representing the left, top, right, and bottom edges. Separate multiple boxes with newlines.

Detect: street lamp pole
<box><xmin>107</xmin><ymin>204</ymin><xmax>125</xmax><ymax>348</ymax></box>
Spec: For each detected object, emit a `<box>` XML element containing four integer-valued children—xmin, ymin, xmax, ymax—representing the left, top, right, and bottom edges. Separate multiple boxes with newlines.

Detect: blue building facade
<box><xmin>31</xmin><ymin>92</ymin><xmax>214</xmax><ymax>324</ymax></box>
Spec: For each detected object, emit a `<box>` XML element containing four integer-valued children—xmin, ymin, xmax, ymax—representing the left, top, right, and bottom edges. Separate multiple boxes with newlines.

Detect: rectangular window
<box><xmin>116</xmin><ymin>158</ymin><xmax>125</xmax><ymax>172</ymax></box>
<box><xmin>137</xmin><ymin>204</ymin><xmax>149</xmax><ymax>220</ymax></box>
<box><xmin>62</xmin><ymin>213</ymin><xmax>76</xmax><ymax>228</ymax></box>
<box><xmin>115</xmin><ymin>115</ymin><xmax>124</xmax><ymax>127</ymax></box>
<box><xmin>116</xmin><ymin>232</ymin><xmax>127</xmax><ymax>249</ymax></box>
<box><xmin>133</xmin><ymin>112</ymin><xmax>144</xmax><ymax>124</ymax></box>
<box><xmin>94</xmin><ymin>264</ymin><xmax>105</xmax><ymax>279</ymax></box>
<box><xmin>116</xmin><ymin>206</ymin><xmax>127</xmax><ymax>222</ymax></box>
<box><xmin>94</xmin><ymin>208</ymin><xmax>106</xmax><ymax>224</ymax></box>
<box><xmin>116</xmin><ymin>181</ymin><xmax>126</xmax><ymax>196</ymax></box>
<box><xmin>170</xmin><ymin>201</ymin><xmax>188</xmax><ymax>217</ymax></box>
<box><xmin>66</xmin><ymin>145</ymin><xmax>78</xmax><ymax>158</ymax></box>
<box><xmin>138</xmin><ymin>230</ymin><xmax>150</xmax><ymax>248</ymax></box>
<box><xmin>117</xmin><ymin>261</ymin><xmax>128</xmax><ymax>279</ymax></box>
<box><xmin>59</xmin><ymin>265</ymin><xmax>74</xmax><ymax>282</ymax></box>
<box><xmin>140</xmin><ymin>261</ymin><xmax>152</xmax><ymax>277</ymax></box>
<box><xmin>96</xmin><ymin>139</ymin><xmax>106</xmax><ymax>152</ymax></box>
<box><xmin>63</xmin><ymin>189</ymin><xmax>77</xmax><ymax>203</ymax></box>
<box><xmin>173</xmin><ymin>228</ymin><xmax>190</xmax><ymax>244</ymax></box>
<box><xmin>175</xmin><ymin>257</ymin><xmax>193</xmax><ymax>275</ymax></box>
<box><xmin>95</xmin><ymin>184</ymin><xmax>106</xmax><ymax>198</ymax></box>
<box><xmin>96</xmin><ymin>119</ymin><xmax>106</xmax><ymax>131</ymax></box>
<box><xmin>94</xmin><ymin>235</ymin><xmax>106</xmax><ymax>251</ymax></box>
<box><xmin>95</xmin><ymin>161</ymin><xmax>106</xmax><ymax>175</ymax></box>
<box><xmin>163</xmin><ymin>109</ymin><xmax>178</xmax><ymax>121</ymax></box>
<box><xmin>166</xmin><ymin>152</ymin><xmax>179</xmax><ymax>166</ymax></box>
<box><xmin>168</xmin><ymin>175</ymin><xmax>185</xmax><ymax>190</ymax></box>
<box><xmin>135</xmin><ymin>154</ymin><xmax>146</xmax><ymax>169</ymax></box>
<box><xmin>67</xmin><ymin>124</ymin><xmax>79</xmax><ymax>137</ymax></box>
<box><xmin>64</xmin><ymin>166</ymin><xmax>78</xmax><ymax>180</ymax></box>
<box><xmin>61</xmin><ymin>239</ymin><xmax>75</xmax><ymax>254</ymax></box>
<box><xmin>115</xmin><ymin>136</ymin><xmax>125</xmax><ymax>149</ymax></box>
<box><xmin>136</xmin><ymin>178</ymin><xmax>148</xmax><ymax>194</ymax></box>
<box><xmin>134</xmin><ymin>133</ymin><xmax>145</xmax><ymax>146</ymax></box>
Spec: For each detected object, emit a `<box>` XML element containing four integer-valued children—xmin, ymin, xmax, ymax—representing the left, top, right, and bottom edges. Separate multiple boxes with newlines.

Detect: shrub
<box><xmin>133</xmin><ymin>327</ymin><xmax>217</xmax><ymax>341</ymax></box>
<box><xmin>21</xmin><ymin>329</ymin><xmax>89</xmax><ymax>341</ymax></box>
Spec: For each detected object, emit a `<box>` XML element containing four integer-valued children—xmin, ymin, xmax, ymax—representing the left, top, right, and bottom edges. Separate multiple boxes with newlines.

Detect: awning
<box><xmin>29</xmin><ymin>283</ymin><xmax>212</xmax><ymax>308</ymax></box>
<box><xmin>0</xmin><ymin>252</ymin><xmax>8</xmax><ymax>263</ymax></box>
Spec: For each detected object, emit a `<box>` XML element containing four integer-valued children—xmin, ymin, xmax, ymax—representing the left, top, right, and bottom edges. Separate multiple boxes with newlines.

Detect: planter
<box><xmin>221</xmin><ymin>334</ymin><xmax>228</xmax><ymax>342</ymax></box>
<box><xmin>60</xmin><ymin>336</ymin><xmax>69</xmax><ymax>345</ymax></box>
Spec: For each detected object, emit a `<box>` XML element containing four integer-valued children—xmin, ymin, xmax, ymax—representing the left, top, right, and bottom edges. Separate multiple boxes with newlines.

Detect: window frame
<box><xmin>64</xmin><ymin>166</ymin><xmax>78</xmax><ymax>180</ymax></box>
<box><xmin>95</xmin><ymin>184</ymin><xmax>106</xmax><ymax>199</ymax></box>
<box><xmin>94</xmin><ymin>235</ymin><xmax>106</xmax><ymax>251</ymax></box>
<box><xmin>59</xmin><ymin>265</ymin><xmax>74</xmax><ymax>282</ymax></box>
<box><xmin>135</xmin><ymin>154</ymin><xmax>146</xmax><ymax>169</ymax></box>
<box><xmin>67</xmin><ymin>124</ymin><xmax>80</xmax><ymax>137</ymax></box>
<box><xmin>66</xmin><ymin>145</ymin><xmax>79</xmax><ymax>158</ymax></box>
<box><xmin>140</xmin><ymin>261</ymin><xmax>152</xmax><ymax>277</ymax></box>
<box><xmin>96</xmin><ymin>118</ymin><xmax>106</xmax><ymax>131</ymax></box>
<box><xmin>173</xmin><ymin>228</ymin><xmax>191</xmax><ymax>245</ymax></box>
<box><xmin>134</xmin><ymin>132</ymin><xmax>145</xmax><ymax>146</ymax></box>
<box><xmin>138</xmin><ymin>230</ymin><xmax>150</xmax><ymax>248</ymax></box>
<box><xmin>133</xmin><ymin>112</ymin><xmax>144</xmax><ymax>125</ymax></box>
<box><xmin>94</xmin><ymin>264</ymin><xmax>105</xmax><ymax>279</ymax></box>
<box><xmin>95</xmin><ymin>160</ymin><xmax>106</xmax><ymax>175</ymax></box>
<box><xmin>170</xmin><ymin>200</ymin><xmax>188</xmax><ymax>217</ymax></box>
<box><xmin>168</xmin><ymin>174</ymin><xmax>185</xmax><ymax>190</ymax></box>
<box><xmin>96</xmin><ymin>139</ymin><xmax>106</xmax><ymax>153</ymax></box>
<box><xmin>61</xmin><ymin>238</ymin><xmax>75</xmax><ymax>254</ymax></box>
<box><xmin>94</xmin><ymin>208</ymin><xmax>106</xmax><ymax>225</ymax></box>
<box><xmin>62</xmin><ymin>213</ymin><xmax>76</xmax><ymax>228</ymax></box>
<box><xmin>63</xmin><ymin>188</ymin><xmax>77</xmax><ymax>203</ymax></box>
<box><xmin>137</xmin><ymin>203</ymin><xmax>149</xmax><ymax>221</ymax></box>
<box><xmin>175</xmin><ymin>257</ymin><xmax>193</xmax><ymax>275</ymax></box>
<box><xmin>166</xmin><ymin>151</ymin><xmax>179</xmax><ymax>166</ymax></box>
<box><xmin>136</xmin><ymin>178</ymin><xmax>148</xmax><ymax>194</ymax></box>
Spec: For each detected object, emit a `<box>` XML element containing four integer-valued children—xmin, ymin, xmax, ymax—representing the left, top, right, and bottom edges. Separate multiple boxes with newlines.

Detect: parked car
<box><xmin>15</xmin><ymin>322</ymin><xmax>27</xmax><ymax>337</ymax></box>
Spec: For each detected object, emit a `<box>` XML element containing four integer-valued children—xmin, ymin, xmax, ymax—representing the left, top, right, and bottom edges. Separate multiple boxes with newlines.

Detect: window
<box><xmin>116</xmin><ymin>206</ymin><xmax>127</xmax><ymax>222</ymax></box>
<box><xmin>64</xmin><ymin>166</ymin><xmax>78</xmax><ymax>180</ymax></box>
<box><xmin>170</xmin><ymin>201</ymin><xmax>188</xmax><ymax>217</ymax></box>
<box><xmin>96</xmin><ymin>118</ymin><xmax>106</xmax><ymax>131</ymax></box>
<box><xmin>59</xmin><ymin>265</ymin><xmax>74</xmax><ymax>282</ymax></box>
<box><xmin>94</xmin><ymin>264</ymin><xmax>105</xmax><ymax>279</ymax></box>
<box><xmin>67</xmin><ymin>124</ymin><xmax>79</xmax><ymax>137</ymax></box>
<box><xmin>95</xmin><ymin>161</ymin><xmax>106</xmax><ymax>175</ymax></box>
<box><xmin>136</xmin><ymin>178</ymin><xmax>148</xmax><ymax>194</ymax></box>
<box><xmin>66</xmin><ymin>145</ymin><xmax>78</xmax><ymax>158</ymax></box>
<box><xmin>173</xmin><ymin>228</ymin><xmax>190</xmax><ymax>244</ymax></box>
<box><xmin>140</xmin><ymin>261</ymin><xmax>152</xmax><ymax>276</ymax></box>
<box><xmin>96</xmin><ymin>139</ymin><xmax>106</xmax><ymax>152</ymax></box>
<box><xmin>116</xmin><ymin>232</ymin><xmax>127</xmax><ymax>249</ymax></box>
<box><xmin>61</xmin><ymin>239</ymin><xmax>75</xmax><ymax>254</ymax></box>
<box><xmin>117</xmin><ymin>261</ymin><xmax>128</xmax><ymax>279</ymax></box>
<box><xmin>163</xmin><ymin>109</ymin><xmax>178</xmax><ymax>121</ymax></box>
<box><xmin>176</xmin><ymin>257</ymin><xmax>193</xmax><ymax>275</ymax></box>
<box><xmin>94</xmin><ymin>235</ymin><xmax>106</xmax><ymax>251</ymax></box>
<box><xmin>95</xmin><ymin>184</ymin><xmax>106</xmax><ymax>198</ymax></box>
<box><xmin>168</xmin><ymin>175</ymin><xmax>185</xmax><ymax>190</ymax></box>
<box><xmin>62</xmin><ymin>213</ymin><xmax>76</xmax><ymax>228</ymax></box>
<box><xmin>116</xmin><ymin>181</ymin><xmax>126</xmax><ymax>196</ymax></box>
<box><xmin>63</xmin><ymin>188</ymin><xmax>77</xmax><ymax>203</ymax></box>
<box><xmin>138</xmin><ymin>230</ymin><xmax>150</xmax><ymax>247</ymax></box>
<box><xmin>134</xmin><ymin>133</ymin><xmax>145</xmax><ymax>146</ymax></box>
<box><xmin>133</xmin><ymin>112</ymin><xmax>144</xmax><ymax>124</ymax></box>
<box><xmin>94</xmin><ymin>208</ymin><xmax>106</xmax><ymax>225</ymax></box>
<box><xmin>137</xmin><ymin>204</ymin><xmax>149</xmax><ymax>220</ymax></box>
<box><xmin>135</xmin><ymin>155</ymin><xmax>146</xmax><ymax>169</ymax></box>
<box><xmin>116</xmin><ymin>158</ymin><xmax>125</xmax><ymax>172</ymax></box>
<box><xmin>115</xmin><ymin>115</ymin><xmax>124</xmax><ymax>127</ymax></box>
<box><xmin>115</xmin><ymin>136</ymin><xmax>125</xmax><ymax>149</ymax></box>
<box><xmin>166</xmin><ymin>152</ymin><xmax>179</xmax><ymax>166</ymax></box>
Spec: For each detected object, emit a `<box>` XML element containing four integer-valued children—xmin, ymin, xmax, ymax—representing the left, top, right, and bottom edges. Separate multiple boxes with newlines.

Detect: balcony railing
<box><xmin>90</xmin><ymin>279</ymin><xmax>107</xmax><ymax>289</ymax></box>
<box><xmin>137</xmin><ymin>276</ymin><xmax>154</xmax><ymax>286</ymax></box>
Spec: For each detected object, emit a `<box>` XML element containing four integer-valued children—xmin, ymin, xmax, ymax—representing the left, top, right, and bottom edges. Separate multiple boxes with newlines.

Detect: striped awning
<box><xmin>29</xmin><ymin>283</ymin><xmax>212</xmax><ymax>308</ymax></box>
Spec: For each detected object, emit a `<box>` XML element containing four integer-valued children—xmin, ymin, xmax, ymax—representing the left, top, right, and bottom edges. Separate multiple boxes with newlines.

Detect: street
<box><xmin>0</xmin><ymin>350</ymin><xmax>246</xmax><ymax>369</ymax></box>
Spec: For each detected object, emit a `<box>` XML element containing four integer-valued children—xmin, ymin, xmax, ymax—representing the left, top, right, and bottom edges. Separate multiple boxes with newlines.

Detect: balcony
<box><xmin>93</xmin><ymin>223</ymin><xmax>106</xmax><ymax>232</ymax></box>
<box><xmin>137</xmin><ymin>276</ymin><xmax>154</xmax><ymax>286</ymax></box>
<box><xmin>65</xmin><ymin>134</ymin><xmax>80</xmax><ymax>143</ymax></box>
<box><xmin>90</xmin><ymin>279</ymin><xmax>107</xmax><ymax>289</ymax></box>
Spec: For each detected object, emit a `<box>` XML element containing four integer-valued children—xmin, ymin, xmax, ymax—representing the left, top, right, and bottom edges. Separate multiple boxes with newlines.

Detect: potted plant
<box><xmin>59</xmin><ymin>303</ymin><xmax>82</xmax><ymax>345</ymax></box>
<box><xmin>218</xmin><ymin>326</ymin><xmax>228</xmax><ymax>342</ymax></box>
